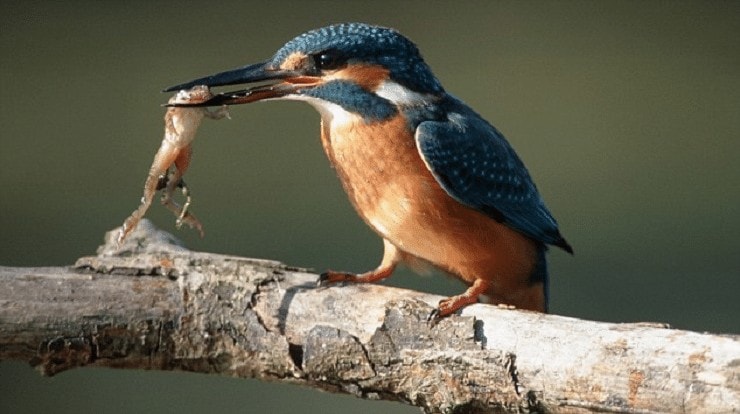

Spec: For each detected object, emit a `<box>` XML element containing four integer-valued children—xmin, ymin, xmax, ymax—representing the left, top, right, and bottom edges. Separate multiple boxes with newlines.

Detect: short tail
<box><xmin>530</xmin><ymin>245</ymin><xmax>550</xmax><ymax>313</ymax></box>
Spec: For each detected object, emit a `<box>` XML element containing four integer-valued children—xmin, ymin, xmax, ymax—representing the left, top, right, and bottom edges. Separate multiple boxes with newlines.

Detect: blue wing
<box><xmin>415</xmin><ymin>98</ymin><xmax>572</xmax><ymax>253</ymax></box>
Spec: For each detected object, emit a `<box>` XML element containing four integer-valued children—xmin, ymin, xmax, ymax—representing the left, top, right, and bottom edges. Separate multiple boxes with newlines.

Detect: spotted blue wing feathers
<box><xmin>415</xmin><ymin>100</ymin><xmax>573</xmax><ymax>253</ymax></box>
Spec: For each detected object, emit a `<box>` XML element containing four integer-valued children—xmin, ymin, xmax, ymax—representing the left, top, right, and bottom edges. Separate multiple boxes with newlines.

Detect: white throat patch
<box><xmin>374</xmin><ymin>80</ymin><xmax>429</xmax><ymax>106</ymax></box>
<box><xmin>285</xmin><ymin>94</ymin><xmax>360</xmax><ymax>126</ymax></box>
<box><xmin>283</xmin><ymin>79</ymin><xmax>428</xmax><ymax>126</ymax></box>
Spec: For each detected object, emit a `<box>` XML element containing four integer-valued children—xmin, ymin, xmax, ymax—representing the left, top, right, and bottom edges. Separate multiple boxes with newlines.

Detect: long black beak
<box><xmin>163</xmin><ymin>60</ymin><xmax>319</xmax><ymax>107</ymax></box>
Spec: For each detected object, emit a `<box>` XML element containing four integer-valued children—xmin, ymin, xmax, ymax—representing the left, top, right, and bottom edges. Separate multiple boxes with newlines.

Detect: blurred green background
<box><xmin>1</xmin><ymin>1</ymin><xmax>738</xmax><ymax>413</ymax></box>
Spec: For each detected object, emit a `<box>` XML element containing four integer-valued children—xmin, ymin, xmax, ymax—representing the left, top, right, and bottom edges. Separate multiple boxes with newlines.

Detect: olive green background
<box><xmin>1</xmin><ymin>1</ymin><xmax>738</xmax><ymax>413</ymax></box>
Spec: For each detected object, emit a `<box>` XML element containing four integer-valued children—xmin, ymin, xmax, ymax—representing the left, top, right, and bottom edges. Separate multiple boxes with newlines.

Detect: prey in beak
<box><xmin>163</xmin><ymin>60</ymin><xmax>322</xmax><ymax>107</ymax></box>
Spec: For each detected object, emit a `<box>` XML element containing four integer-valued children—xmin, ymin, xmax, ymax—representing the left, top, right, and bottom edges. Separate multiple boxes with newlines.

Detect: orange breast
<box><xmin>320</xmin><ymin>113</ymin><xmax>543</xmax><ymax>310</ymax></box>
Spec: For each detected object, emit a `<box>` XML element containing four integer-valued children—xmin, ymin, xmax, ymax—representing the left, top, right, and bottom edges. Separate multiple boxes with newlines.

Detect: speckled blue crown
<box><xmin>271</xmin><ymin>23</ymin><xmax>443</xmax><ymax>94</ymax></box>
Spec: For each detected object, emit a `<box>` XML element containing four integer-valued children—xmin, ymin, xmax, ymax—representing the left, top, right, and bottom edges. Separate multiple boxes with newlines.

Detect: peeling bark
<box><xmin>0</xmin><ymin>220</ymin><xmax>738</xmax><ymax>413</ymax></box>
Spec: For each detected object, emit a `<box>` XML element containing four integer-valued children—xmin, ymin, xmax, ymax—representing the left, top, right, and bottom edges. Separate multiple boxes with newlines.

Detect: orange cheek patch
<box><xmin>280</xmin><ymin>52</ymin><xmax>308</xmax><ymax>71</ymax></box>
<box><xmin>331</xmin><ymin>64</ymin><xmax>390</xmax><ymax>90</ymax></box>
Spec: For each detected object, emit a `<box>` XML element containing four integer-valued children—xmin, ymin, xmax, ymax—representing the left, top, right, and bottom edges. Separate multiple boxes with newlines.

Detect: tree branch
<box><xmin>1</xmin><ymin>220</ymin><xmax>737</xmax><ymax>413</ymax></box>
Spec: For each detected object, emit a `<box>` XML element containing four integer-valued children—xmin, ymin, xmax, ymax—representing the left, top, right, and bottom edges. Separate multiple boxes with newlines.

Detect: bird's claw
<box><xmin>317</xmin><ymin>271</ymin><xmax>355</xmax><ymax>287</ymax></box>
<box><xmin>317</xmin><ymin>272</ymin><xmax>331</xmax><ymax>287</ymax></box>
<box><xmin>426</xmin><ymin>297</ymin><xmax>459</xmax><ymax>326</ymax></box>
<box><xmin>426</xmin><ymin>307</ymin><xmax>444</xmax><ymax>327</ymax></box>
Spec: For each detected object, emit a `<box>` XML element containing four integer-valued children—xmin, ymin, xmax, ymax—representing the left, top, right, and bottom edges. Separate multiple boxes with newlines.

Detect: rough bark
<box><xmin>0</xmin><ymin>220</ymin><xmax>737</xmax><ymax>413</ymax></box>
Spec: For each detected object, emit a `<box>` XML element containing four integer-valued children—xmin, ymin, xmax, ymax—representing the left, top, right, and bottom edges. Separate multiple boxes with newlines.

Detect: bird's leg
<box><xmin>319</xmin><ymin>239</ymin><xmax>400</xmax><ymax>286</ymax></box>
<box><xmin>428</xmin><ymin>278</ymin><xmax>491</xmax><ymax>324</ymax></box>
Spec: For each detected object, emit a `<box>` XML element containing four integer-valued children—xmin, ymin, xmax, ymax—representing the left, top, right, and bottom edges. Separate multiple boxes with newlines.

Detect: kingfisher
<box><xmin>165</xmin><ymin>23</ymin><xmax>573</xmax><ymax>320</ymax></box>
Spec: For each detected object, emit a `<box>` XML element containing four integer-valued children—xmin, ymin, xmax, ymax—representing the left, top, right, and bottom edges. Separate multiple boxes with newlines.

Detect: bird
<box><xmin>165</xmin><ymin>22</ymin><xmax>573</xmax><ymax>321</ymax></box>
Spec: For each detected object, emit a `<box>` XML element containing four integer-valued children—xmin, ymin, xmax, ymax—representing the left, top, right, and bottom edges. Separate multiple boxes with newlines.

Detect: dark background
<box><xmin>1</xmin><ymin>1</ymin><xmax>738</xmax><ymax>413</ymax></box>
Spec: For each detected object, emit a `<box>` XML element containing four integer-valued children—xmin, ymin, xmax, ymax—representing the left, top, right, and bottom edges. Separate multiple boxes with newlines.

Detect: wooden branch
<box><xmin>1</xmin><ymin>220</ymin><xmax>737</xmax><ymax>413</ymax></box>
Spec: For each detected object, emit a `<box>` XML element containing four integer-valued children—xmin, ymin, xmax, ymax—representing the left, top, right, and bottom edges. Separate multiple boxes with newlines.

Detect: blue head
<box><xmin>165</xmin><ymin>23</ymin><xmax>445</xmax><ymax>122</ymax></box>
<box><xmin>271</xmin><ymin>23</ymin><xmax>443</xmax><ymax>95</ymax></box>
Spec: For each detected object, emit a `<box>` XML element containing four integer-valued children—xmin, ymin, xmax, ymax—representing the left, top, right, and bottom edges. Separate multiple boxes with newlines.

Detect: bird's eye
<box><xmin>315</xmin><ymin>49</ymin><xmax>345</xmax><ymax>71</ymax></box>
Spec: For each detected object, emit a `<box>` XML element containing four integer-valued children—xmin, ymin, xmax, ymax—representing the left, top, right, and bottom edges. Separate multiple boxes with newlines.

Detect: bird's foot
<box><xmin>427</xmin><ymin>279</ymin><xmax>491</xmax><ymax>325</ymax></box>
<box><xmin>317</xmin><ymin>271</ymin><xmax>357</xmax><ymax>286</ymax></box>
<box><xmin>317</xmin><ymin>266</ymin><xmax>394</xmax><ymax>287</ymax></box>
<box><xmin>427</xmin><ymin>294</ymin><xmax>480</xmax><ymax>325</ymax></box>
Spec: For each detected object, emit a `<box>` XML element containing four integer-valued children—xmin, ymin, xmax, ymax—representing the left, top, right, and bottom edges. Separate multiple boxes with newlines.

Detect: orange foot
<box><xmin>427</xmin><ymin>279</ymin><xmax>491</xmax><ymax>325</ymax></box>
<box><xmin>318</xmin><ymin>239</ymin><xmax>401</xmax><ymax>287</ymax></box>
<box><xmin>318</xmin><ymin>264</ymin><xmax>395</xmax><ymax>286</ymax></box>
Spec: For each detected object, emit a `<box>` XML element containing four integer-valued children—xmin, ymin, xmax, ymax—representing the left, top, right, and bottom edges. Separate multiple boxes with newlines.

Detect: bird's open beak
<box><xmin>163</xmin><ymin>60</ymin><xmax>320</xmax><ymax>107</ymax></box>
